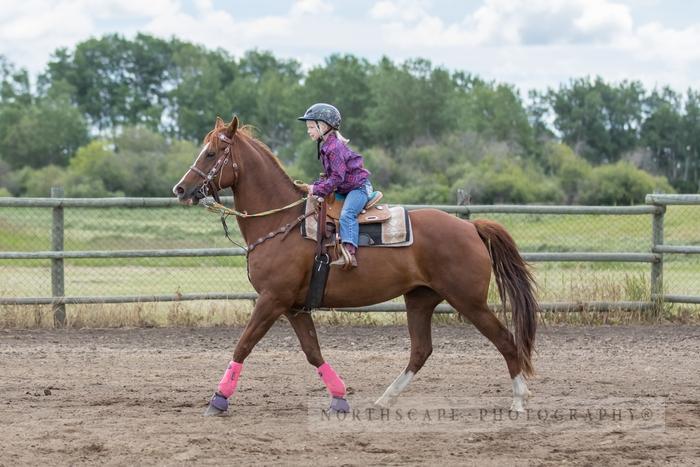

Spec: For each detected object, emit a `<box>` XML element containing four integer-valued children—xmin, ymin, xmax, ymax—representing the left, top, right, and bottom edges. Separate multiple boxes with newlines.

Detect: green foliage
<box><xmin>455</xmin><ymin>78</ymin><xmax>535</xmax><ymax>153</ymax></box>
<box><xmin>2</xmin><ymin>36</ymin><xmax>694</xmax><ymax>203</ymax></box>
<box><xmin>543</xmin><ymin>142</ymin><xmax>593</xmax><ymax>203</ymax></box>
<box><xmin>0</xmin><ymin>94</ymin><xmax>88</xmax><ymax>169</ymax></box>
<box><xmin>64</xmin><ymin>127</ymin><xmax>199</xmax><ymax>197</ymax></box>
<box><xmin>453</xmin><ymin>155</ymin><xmax>563</xmax><ymax>204</ymax></box>
<box><xmin>547</xmin><ymin>77</ymin><xmax>645</xmax><ymax>164</ymax></box>
<box><xmin>367</xmin><ymin>58</ymin><xmax>458</xmax><ymax>148</ymax></box>
<box><xmin>302</xmin><ymin>54</ymin><xmax>374</xmax><ymax>147</ymax></box>
<box><xmin>13</xmin><ymin>165</ymin><xmax>68</xmax><ymax>196</ymax></box>
<box><xmin>0</xmin><ymin>56</ymin><xmax>31</xmax><ymax>105</ymax></box>
<box><xmin>580</xmin><ymin>161</ymin><xmax>674</xmax><ymax>205</ymax></box>
<box><xmin>362</xmin><ymin>147</ymin><xmax>397</xmax><ymax>188</ymax></box>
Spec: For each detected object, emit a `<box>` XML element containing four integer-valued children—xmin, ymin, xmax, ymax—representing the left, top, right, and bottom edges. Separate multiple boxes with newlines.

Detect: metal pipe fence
<box><xmin>1</xmin><ymin>192</ymin><xmax>698</xmax><ymax>325</ymax></box>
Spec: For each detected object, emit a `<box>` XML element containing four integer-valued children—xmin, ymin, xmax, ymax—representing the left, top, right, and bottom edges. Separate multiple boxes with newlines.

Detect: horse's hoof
<box><xmin>510</xmin><ymin>398</ymin><xmax>526</xmax><ymax>413</ymax></box>
<box><xmin>203</xmin><ymin>392</ymin><xmax>229</xmax><ymax>417</ymax></box>
<box><xmin>330</xmin><ymin>396</ymin><xmax>350</xmax><ymax>413</ymax></box>
<box><xmin>374</xmin><ymin>395</ymin><xmax>396</xmax><ymax>409</ymax></box>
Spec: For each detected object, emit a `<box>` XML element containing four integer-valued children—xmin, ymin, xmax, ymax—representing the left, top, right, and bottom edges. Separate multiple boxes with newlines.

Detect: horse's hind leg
<box><xmin>458</xmin><ymin>301</ymin><xmax>531</xmax><ymax>412</ymax></box>
<box><xmin>286</xmin><ymin>311</ymin><xmax>349</xmax><ymax>413</ymax></box>
<box><xmin>375</xmin><ymin>287</ymin><xmax>442</xmax><ymax>408</ymax></box>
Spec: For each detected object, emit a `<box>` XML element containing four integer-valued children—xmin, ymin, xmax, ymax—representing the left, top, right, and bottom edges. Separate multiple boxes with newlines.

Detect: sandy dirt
<box><xmin>0</xmin><ymin>323</ymin><xmax>698</xmax><ymax>466</ymax></box>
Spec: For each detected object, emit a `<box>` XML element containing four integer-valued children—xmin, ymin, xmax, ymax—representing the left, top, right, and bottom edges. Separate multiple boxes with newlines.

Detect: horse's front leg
<box><xmin>204</xmin><ymin>293</ymin><xmax>286</xmax><ymax>416</ymax></box>
<box><xmin>286</xmin><ymin>311</ymin><xmax>350</xmax><ymax>413</ymax></box>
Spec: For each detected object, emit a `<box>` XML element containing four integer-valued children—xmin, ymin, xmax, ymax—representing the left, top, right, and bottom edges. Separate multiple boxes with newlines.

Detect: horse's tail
<box><xmin>473</xmin><ymin>219</ymin><xmax>538</xmax><ymax>378</ymax></box>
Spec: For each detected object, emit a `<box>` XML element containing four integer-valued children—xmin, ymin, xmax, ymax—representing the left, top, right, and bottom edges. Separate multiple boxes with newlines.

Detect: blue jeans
<box><xmin>339</xmin><ymin>180</ymin><xmax>372</xmax><ymax>248</ymax></box>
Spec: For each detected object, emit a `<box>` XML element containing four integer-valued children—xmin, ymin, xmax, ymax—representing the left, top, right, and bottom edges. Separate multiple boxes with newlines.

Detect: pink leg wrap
<box><xmin>317</xmin><ymin>362</ymin><xmax>346</xmax><ymax>397</ymax></box>
<box><xmin>217</xmin><ymin>361</ymin><xmax>243</xmax><ymax>398</ymax></box>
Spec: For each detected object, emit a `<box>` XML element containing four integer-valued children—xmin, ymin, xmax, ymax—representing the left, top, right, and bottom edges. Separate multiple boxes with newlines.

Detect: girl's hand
<box><xmin>294</xmin><ymin>180</ymin><xmax>313</xmax><ymax>194</ymax></box>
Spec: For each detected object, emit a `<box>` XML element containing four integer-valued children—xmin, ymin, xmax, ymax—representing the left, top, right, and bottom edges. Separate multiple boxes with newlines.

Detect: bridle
<box><xmin>187</xmin><ymin>131</ymin><xmax>312</xmax><ymax>253</ymax></box>
<box><xmin>187</xmin><ymin>133</ymin><xmax>239</xmax><ymax>203</ymax></box>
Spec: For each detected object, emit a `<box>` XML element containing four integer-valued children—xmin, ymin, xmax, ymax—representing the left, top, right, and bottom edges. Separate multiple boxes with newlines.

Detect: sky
<box><xmin>1</xmin><ymin>0</ymin><xmax>700</xmax><ymax>94</ymax></box>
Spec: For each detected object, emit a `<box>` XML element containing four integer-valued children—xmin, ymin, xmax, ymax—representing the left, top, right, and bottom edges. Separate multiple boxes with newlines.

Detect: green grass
<box><xmin>1</xmin><ymin>202</ymin><xmax>698</xmax><ymax>327</ymax></box>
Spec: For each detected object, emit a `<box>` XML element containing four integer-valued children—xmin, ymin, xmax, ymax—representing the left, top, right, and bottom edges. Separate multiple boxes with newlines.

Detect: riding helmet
<box><xmin>297</xmin><ymin>103</ymin><xmax>342</xmax><ymax>129</ymax></box>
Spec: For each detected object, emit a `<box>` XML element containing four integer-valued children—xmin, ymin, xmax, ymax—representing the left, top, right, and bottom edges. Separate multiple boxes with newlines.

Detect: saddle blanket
<box><xmin>301</xmin><ymin>198</ymin><xmax>413</xmax><ymax>247</ymax></box>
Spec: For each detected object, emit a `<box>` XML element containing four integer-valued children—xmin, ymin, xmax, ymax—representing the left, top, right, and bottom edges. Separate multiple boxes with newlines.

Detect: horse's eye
<box><xmin>206</xmin><ymin>151</ymin><xmax>216</xmax><ymax>158</ymax></box>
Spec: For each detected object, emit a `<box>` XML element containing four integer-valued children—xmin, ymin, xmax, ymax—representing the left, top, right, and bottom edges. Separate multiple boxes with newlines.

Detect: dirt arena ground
<box><xmin>1</xmin><ymin>322</ymin><xmax>698</xmax><ymax>466</ymax></box>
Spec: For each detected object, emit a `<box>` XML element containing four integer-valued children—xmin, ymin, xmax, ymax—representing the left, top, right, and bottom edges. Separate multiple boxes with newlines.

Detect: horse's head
<box><xmin>173</xmin><ymin>116</ymin><xmax>240</xmax><ymax>205</ymax></box>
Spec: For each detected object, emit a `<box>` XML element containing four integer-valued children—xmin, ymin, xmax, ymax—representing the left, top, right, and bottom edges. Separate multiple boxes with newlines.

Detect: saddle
<box><xmin>324</xmin><ymin>191</ymin><xmax>391</xmax><ymax>223</ymax></box>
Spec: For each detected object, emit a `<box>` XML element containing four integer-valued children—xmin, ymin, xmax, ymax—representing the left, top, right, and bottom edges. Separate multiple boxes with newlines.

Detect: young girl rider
<box><xmin>297</xmin><ymin>103</ymin><xmax>372</xmax><ymax>269</ymax></box>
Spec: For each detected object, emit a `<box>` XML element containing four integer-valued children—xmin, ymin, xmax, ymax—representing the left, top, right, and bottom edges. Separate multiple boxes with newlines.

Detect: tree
<box><xmin>0</xmin><ymin>94</ymin><xmax>89</xmax><ymax>169</ymax></box>
<box><xmin>67</xmin><ymin>127</ymin><xmax>199</xmax><ymax>197</ymax></box>
<box><xmin>547</xmin><ymin>77</ymin><xmax>644</xmax><ymax>164</ymax></box>
<box><xmin>366</xmin><ymin>57</ymin><xmax>457</xmax><ymax>149</ymax></box>
<box><xmin>41</xmin><ymin>34</ymin><xmax>176</xmax><ymax>134</ymax></box>
<box><xmin>0</xmin><ymin>56</ymin><xmax>31</xmax><ymax>106</ymax></box>
<box><xmin>167</xmin><ymin>41</ymin><xmax>241</xmax><ymax>141</ymax></box>
<box><xmin>680</xmin><ymin>90</ymin><xmax>700</xmax><ymax>191</ymax></box>
<box><xmin>302</xmin><ymin>54</ymin><xmax>374</xmax><ymax>148</ymax></box>
<box><xmin>640</xmin><ymin>87</ymin><xmax>684</xmax><ymax>184</ymax></box>
<box><xmin>455</xmin><ymin>78</ymin><xmax>535</xmax><ymax>153</ymax></box>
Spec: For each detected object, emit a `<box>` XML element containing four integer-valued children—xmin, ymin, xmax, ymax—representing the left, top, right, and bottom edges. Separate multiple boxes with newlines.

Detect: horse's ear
<box><xmin>215</xmin><ymin>116</ymin><xmax>225</xmax><ymax>128</ymax></box>
<box><xmin>226</xmin><ymin>115</ymin><xmax>239</xmax><ymax>138</ymax></box>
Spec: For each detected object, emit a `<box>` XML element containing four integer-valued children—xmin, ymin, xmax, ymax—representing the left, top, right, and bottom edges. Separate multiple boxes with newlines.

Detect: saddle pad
<box><xmin>301</xmin><ymin>198</ymin><xmax>413</xmax><ymax>247</ymax></box>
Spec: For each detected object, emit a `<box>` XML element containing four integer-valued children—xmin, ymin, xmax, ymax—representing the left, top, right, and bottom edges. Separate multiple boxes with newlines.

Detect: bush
<box><xmin>452</xmin><ymin>156</ymin><xmax>563</xmax><ymax>204</ymax></box>
<box><xmin>543</xmin><ymin>141</ymin><xmax>592</xmax><ymax>203</ymax></box>
<box><xmin>14</xmin><ymin>165</ymin><xmax>68</xmax><ymax>196</ymax></box>
<box><xmin>580</xmin><ymin>161</ymin><xmax>674</xmax><ymax>205</ymax></box>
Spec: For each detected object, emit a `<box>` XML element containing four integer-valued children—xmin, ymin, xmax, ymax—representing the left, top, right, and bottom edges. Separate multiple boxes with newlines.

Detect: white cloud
<box><xmin>369</xmin><ymin>0</ymin><xmax>429</xmax><ymax>23</ymax></box>
<box><xmin>93</xmin><ymin>0</ymin><xmax>182</xmax><ymax>19</ymax></box>
<box><xmin>464</xmin><ymin>0</ymin><xmax>634</xmax><ymax>46</ymax></box>
<box><xmin>0</xmin><ymin>0</ymin><xmax>698</xmax><ymax>94</ymax></box>
<box><xmin>291</xmin><ymin>0</ymin><xmax>333</xmax><ymax>16</ymax></box>
<box><xmin>630</xmin><ymin>22</ymin><xmax>700</xmax><ymax>64</ymax></box>
<box><xmin>367</xmin><ymin>0</ymin><xmax>638</xmax><ymax>48</ymax></box>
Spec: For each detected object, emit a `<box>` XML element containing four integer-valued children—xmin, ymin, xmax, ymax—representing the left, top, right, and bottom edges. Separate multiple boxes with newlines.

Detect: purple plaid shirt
<box><xmin>311</xmin><ymin>133</ymin><xmax>371</xmax><ymax>197</ymax></box>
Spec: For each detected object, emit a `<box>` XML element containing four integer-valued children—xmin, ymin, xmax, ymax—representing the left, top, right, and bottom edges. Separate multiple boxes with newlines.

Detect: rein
<box><xmin>202</xmin><ymin>198</ymin><xmax>313</xmax><ymax>252</ymax></box>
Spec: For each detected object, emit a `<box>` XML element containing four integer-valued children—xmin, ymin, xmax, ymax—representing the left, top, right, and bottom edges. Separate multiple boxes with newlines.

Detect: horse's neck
<box><xmin>231</xmin><ymin>140</ymin><xmax>301</xmax><ymax>245</ymax></box>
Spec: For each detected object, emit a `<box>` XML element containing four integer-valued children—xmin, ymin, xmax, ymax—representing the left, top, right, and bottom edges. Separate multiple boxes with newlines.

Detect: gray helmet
<box><xmin>297</xmin><ymin>103</ymin><xmax>341</xmax><ymax>129</ymax></box>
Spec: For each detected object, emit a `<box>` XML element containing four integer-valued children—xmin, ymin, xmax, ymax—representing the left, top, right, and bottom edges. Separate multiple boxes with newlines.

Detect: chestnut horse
<box><xmin>173</xmin><ymin>116</ymin><xmax>538</xmax><ymax>416</ymax></box>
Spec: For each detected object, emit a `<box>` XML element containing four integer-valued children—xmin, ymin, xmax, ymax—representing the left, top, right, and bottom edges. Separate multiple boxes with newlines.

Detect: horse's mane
<box><xmin>204</xmin><ymin>121</ymin><xmax>301</xmax><ymax>191</ymax></box>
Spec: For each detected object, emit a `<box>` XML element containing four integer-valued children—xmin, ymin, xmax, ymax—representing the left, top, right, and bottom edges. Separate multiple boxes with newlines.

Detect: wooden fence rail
<box><xmin>1</xmin><ymin>193</ymin><xmax>698</xmax><ymax>324</ymax></box>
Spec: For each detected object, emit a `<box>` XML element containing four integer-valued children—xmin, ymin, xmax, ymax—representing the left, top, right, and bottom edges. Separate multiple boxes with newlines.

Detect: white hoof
<box><xmin>510</xmin><ymin>398</ymin><xmax>526</xmax><ymax>413</ymax></box>
<box><xmin>374</xmin><ymin>395</ymin><xmax>397</xmax><ymax>409</ymax></box>
<box><xmin>375</xmin><ymin>370</ymin><xmax>415</xmax><ymax>409</ymax></box>
<box><xmin>511</xmin><ymin>373</ymin><xmax>531</xmax><ymax>412</ymax></box>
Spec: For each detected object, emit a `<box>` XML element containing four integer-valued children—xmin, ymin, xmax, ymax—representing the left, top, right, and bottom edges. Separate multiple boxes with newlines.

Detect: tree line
<box><xmin>0</xmin><ymin>33</ymin><xmax>696</xmax><ymax>204</ymax></box>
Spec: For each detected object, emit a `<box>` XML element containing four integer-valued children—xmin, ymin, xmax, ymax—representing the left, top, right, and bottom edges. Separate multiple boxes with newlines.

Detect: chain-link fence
<box><xmin>1</xmin><ymin>195</ymin><xmax>698</xmax><ymax>319</ymax></box>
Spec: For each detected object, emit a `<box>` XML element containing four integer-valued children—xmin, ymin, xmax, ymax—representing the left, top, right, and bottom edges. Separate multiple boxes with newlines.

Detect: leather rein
<box><xmin>191</xmin><ymin>132</ymin><xmax>314</xmax><ymax>253</ymax></box>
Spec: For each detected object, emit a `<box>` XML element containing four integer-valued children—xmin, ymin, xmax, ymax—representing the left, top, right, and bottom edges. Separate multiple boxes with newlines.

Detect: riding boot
<box><xmin>330</xmin><ymin>243</ymin><xmax>357</xmax><ymax>269</ymax></box>
<box><xmin>345</xmin><ymin>244</ymin><xmax>358</xmax><ymax>269</ymax></box>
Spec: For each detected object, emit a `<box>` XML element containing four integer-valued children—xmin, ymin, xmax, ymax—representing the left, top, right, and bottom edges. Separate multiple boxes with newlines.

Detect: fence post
<box><xmin>456</xmin><ymin>189</ymin><xmax>471</xmax><ymax>219</ymax></box>
<box><xmin>650</xmin><ymin>203</ymin><xmax>665</xmax><ymax>312</ymax></box>
<box><xmin>51</xmin><ymin>186</ymin><xmax>66</xmax><ymax>327</ymax></box>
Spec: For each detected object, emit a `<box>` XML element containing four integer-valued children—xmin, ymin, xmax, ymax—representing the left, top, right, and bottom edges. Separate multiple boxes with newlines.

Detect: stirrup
<box><xmin>330</xmin><ymin>244</ymin><xmax>357</xmax><ymax>270</ymax></box>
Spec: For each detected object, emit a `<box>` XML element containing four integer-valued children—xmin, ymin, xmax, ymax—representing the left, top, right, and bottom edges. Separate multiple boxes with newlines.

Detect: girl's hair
<box><xmin>319</xmin><ymin>121</ymin><xmax>349</xmax><ymax>144</ymax></box>
<box><xmin>334</xmin><ymin>130</ymin><xmax>349</xmax><ymax>144</ymax></box>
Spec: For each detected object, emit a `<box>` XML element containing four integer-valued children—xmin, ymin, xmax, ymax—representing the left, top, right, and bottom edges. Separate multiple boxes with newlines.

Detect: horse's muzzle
<box><xmin>173</xmin><ymin>184</ymin><xmax>202</xmax><ymax>205</ymax></box>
